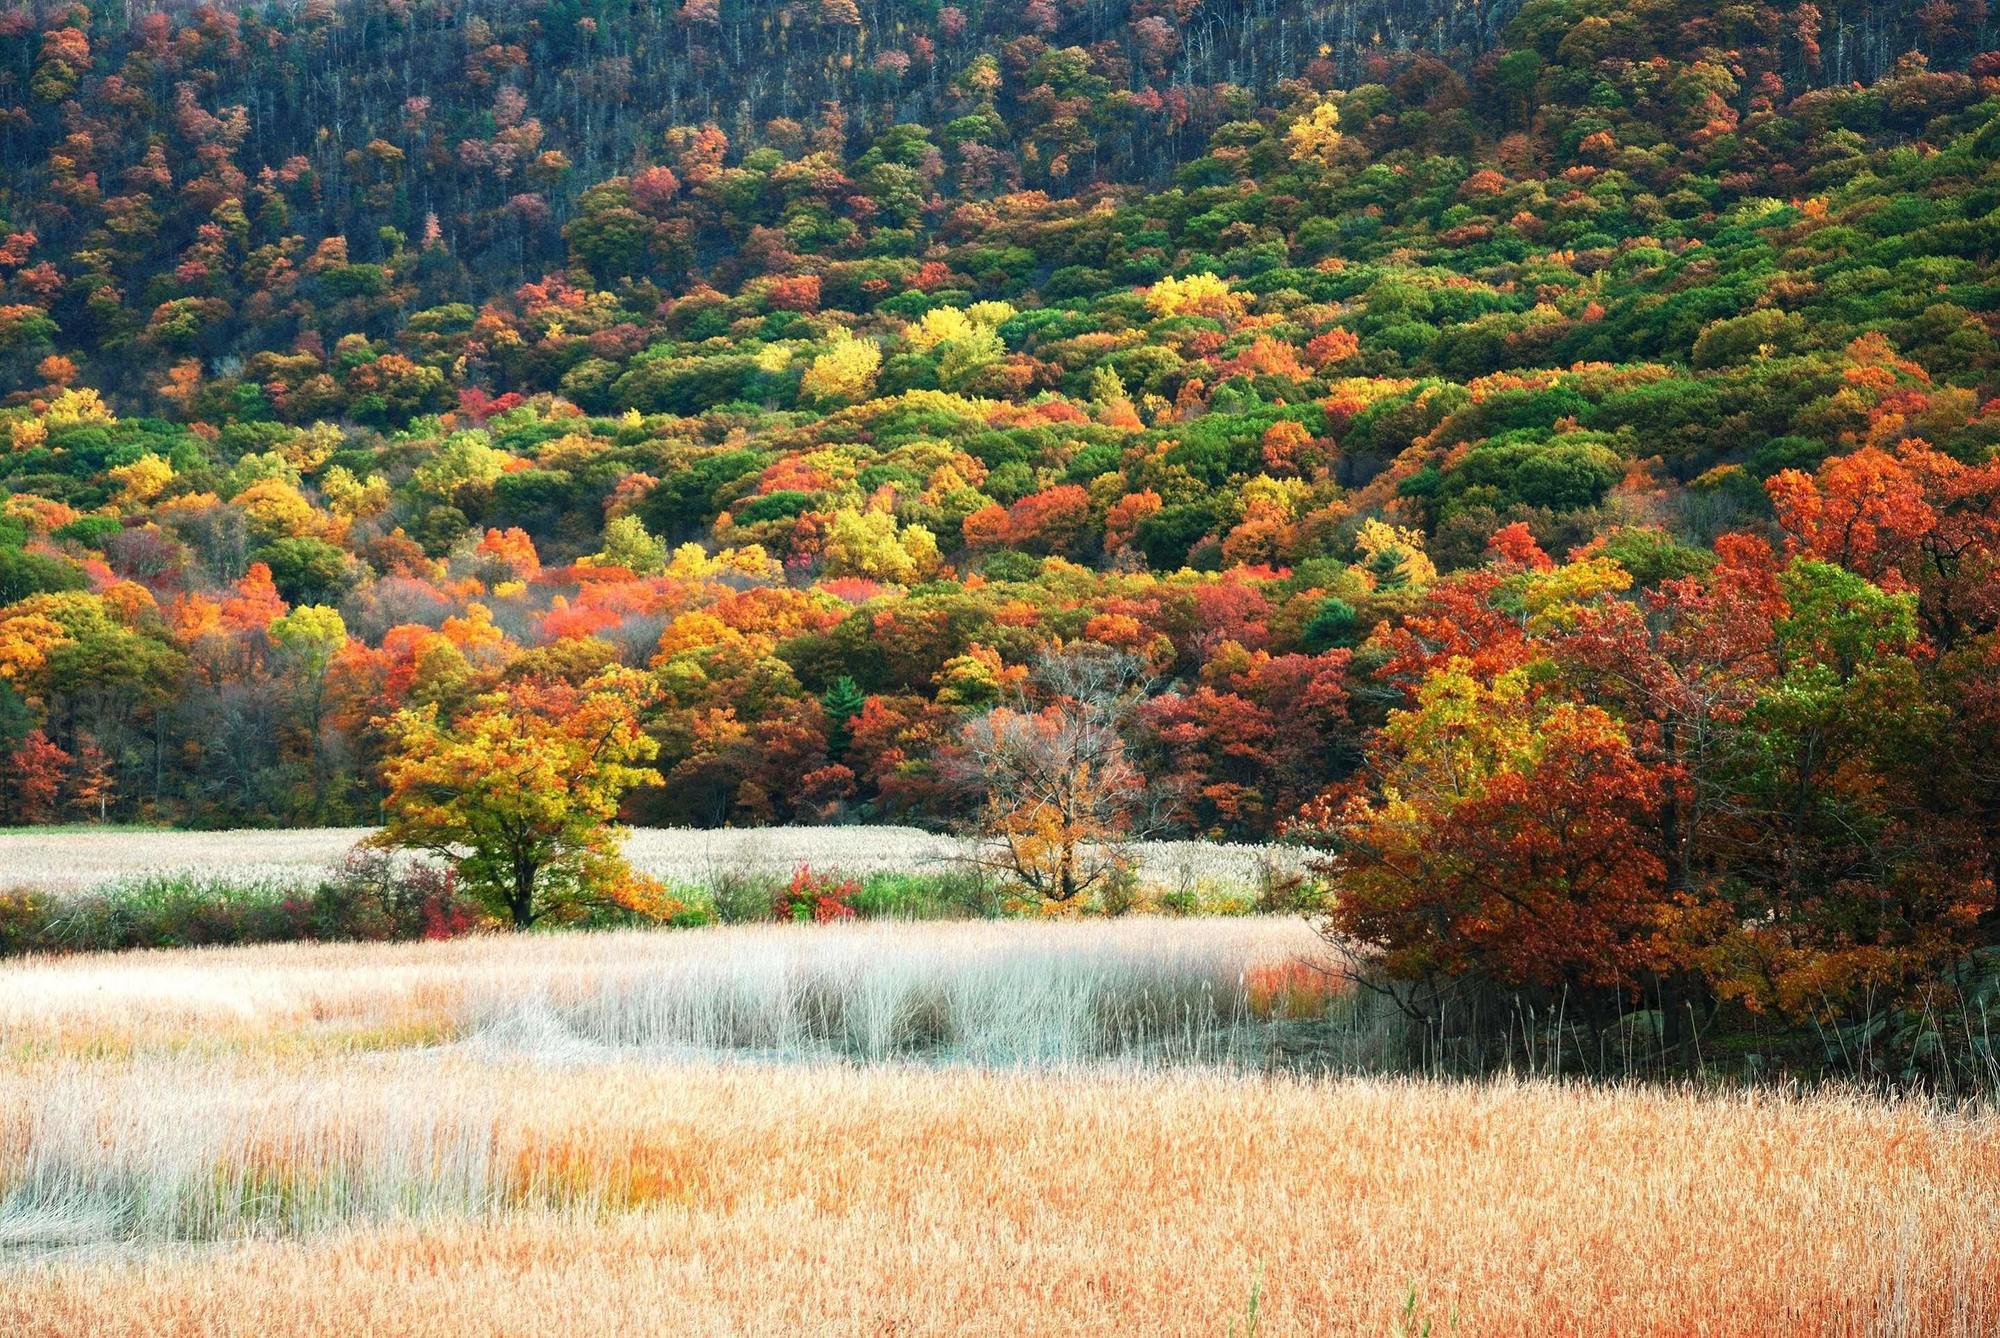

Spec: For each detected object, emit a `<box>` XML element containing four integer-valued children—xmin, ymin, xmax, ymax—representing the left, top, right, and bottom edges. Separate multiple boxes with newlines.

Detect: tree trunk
<box><xmin>511</xmin><ymin>859</ymin><xmax>537</xmax><ymax>929</ymax></box>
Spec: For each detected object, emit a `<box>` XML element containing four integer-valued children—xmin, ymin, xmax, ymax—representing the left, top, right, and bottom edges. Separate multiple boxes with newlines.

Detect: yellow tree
<box><xmin>800</xmin><ymin>327</ymin><xmax>881</xmax><ymax>405</ymax></box>
<box><xmin>373</xmin><ymin>667</ymin><xmax>662</xmax><ymax>927</ymax></box>
<box><xmin>268</xmin><ymin>605</ymin><xmax>348</xmax><ymax>817</ymax></box>
<box><xmin>1285</xmin><ymin>98</ymin><xmax>1342</xmax><ymax>168</ymax></box>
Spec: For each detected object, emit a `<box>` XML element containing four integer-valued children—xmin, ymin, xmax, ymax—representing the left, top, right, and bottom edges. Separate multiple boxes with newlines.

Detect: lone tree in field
<box><xmin>950</xmin><ymin>647</ymin><xmax>1161</xmax><ymax>905</ymax></box>
<box><xmin>373</xmin><ymin>667</ymin><xmax>661</xmax><ymax>928</ymax></box>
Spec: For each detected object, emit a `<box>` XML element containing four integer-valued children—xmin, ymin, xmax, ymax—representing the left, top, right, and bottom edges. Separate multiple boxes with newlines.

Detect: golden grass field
<box><xmin>2</xmin><ymin>921</ymin><xmax>1997</xmax><ymax>1336</ymax></box>
<box><xmin>0</xmin><ymin>824</ymin><xmax>1301</xmax><ymax>894</ymax></box>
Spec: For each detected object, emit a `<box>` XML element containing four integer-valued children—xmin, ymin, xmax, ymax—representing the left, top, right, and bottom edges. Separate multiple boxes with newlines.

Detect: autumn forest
<box><xmin>1</xmin><ymin>0</ymin><xmax>1999</xmax><ymax>1082</ymax></box>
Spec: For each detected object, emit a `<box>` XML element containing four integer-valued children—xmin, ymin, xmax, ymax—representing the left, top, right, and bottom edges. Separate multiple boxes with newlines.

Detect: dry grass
<box><xmin>1</xmin><ymin>1057</ymin><xmax>1995</xmax><ymax>1336</ymax></box>
<box><xmin>0</xmin><ymin>916</ymin><xmax>1336</xmax><ymax>1062</ymax></box>
<box><xmin>0</xmin><ymin>825</ymin><xmax>1301</xmax><ymax>895</ymax></box>
<box><xmin>1</xmin><ymin>921</ymin><xmax>1996</xmax><ymax>1336</ymax></box>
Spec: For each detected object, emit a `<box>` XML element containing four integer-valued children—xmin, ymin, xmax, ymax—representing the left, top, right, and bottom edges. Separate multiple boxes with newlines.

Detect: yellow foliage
<box><xmin>321</xmin><ymin>466</ymin><xmax>392</xmax><ymax>520</ymax></box>
<box><xmin>3</xmin><ymin>493</ymin><xmax>78</xmax><ymax>534</ymax></box>
<box><xmin>823</xmin><ymin>509</ymin><xmax>941</xmax><ymax>584</ymax></box>
<box><xmin>0</xmin><ymin>610</ymin><xmax>72</xmax><ymax>687</ymax></box>
<box><xmin>411</xmin><ymin>431</ymin><xmax>508</xmax><ymax>499</ymax></box>
<box><xmin>441</xmin><ymin>603</ymin><xmax>508</xmax><ymax>661</ymax></box>
<box><xmin>1381</xmin><ymin>659</ymin><xmax>1536</xmax><ymax>806</ymax></box>
<box><xmin>855</xmin><ymin>388</ymin><xmax>999</xmax><ymax>423</ymax></box>
<box><xmin>590</xmin><ymin>514</ymin><xmax>667</xmax><ymax>575</ymax></box>
<box><xmin>234</xmin><ymin>477</ymin><xmax>318</xmax><ymax>541</ymax></box>
<box><xmin>664</xmin><ymin>542</ymin><xmax>721</xmax><ymax>580</ymax></box>
<box><xmin>108</xmin><ymin>454</ymin><xmax>174</xmax><ymax>509</ymax></box>
<box><xmin>99</xmin><ymin>580</ymin><xmax>158</xmax><ymax>627</ymax></box>
<box><xmin>905</xmin><ymin>306</ymin><xmax>977</xmax><ymax>353</ymax></box>
<box><xmin>662</xmin><ymin>542</ymin><xmax>783</xmax><ymax>583</ymax></box>
<box><xmin>715</xmin><ymin>544</ymin><xmax>783</xmax><ymax>580</ymax></box>
<box><xmin>537</xmin><ymin>433</ymin><xmax>614</xmax><ymax>473</ymax></box>
<box><xmin>800</xmin><ymin>328</ymin><xmax>881</xmax><ymax>405</ymax></box>
<box><xmin>1520</xmin><ymin>556</ymin><xmax>1633</xmax><ymax>632</ymax></box>
<box><xmin>1144</xmin><ymin>272</ymin><xmax>1243</xmax><ymax>321</ymax></box>
<box><xmin>44</xmin><ymin>387</ymin><xmax>115</xmax><ymax>428</ymax></box>
<box><xmin>653</xmin><ymin>611</ymin><xmax>744</xmax><ymax>662</ymax></box>
<box><xmin>280</xmin><ymin>423</ymin><xmax>342</xmax><ymax>474</ymax></box>
<box><xmin>905</xmin><ymin>302</ymin><xmax>1012</xmax><ymax>354</ymax></box>
<box><xmin>267</xmin><ymin>605</ymin><xmax>349</xmax><ymax>661</ymax></box>
<box><xmin>966</xmin><ymin>300</ymin><xmax>1017</xmax><ymax>328</ymax></box>
<box><xmin>1238</xmin><ymin>474</ymin><xmax>1308</xmax><ymax>519</ymax></box>
<box><xmin>1285</xmin><ymin>99</ymin><xmax>1343</xmax><ymax>167</ymax></box>
<box><xmin>1353</xmin><ymin>517</ymin><xmax>1437</xmax><ymax>592</ymax></box>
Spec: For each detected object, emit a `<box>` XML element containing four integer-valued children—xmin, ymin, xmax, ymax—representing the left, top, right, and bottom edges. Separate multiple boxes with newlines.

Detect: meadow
<box><xmin>1</xmin><ymin>919</ymin><xmax>1997</xmax><ymax>1336</ymax></box>
<box><xmin>0</xmin><ymin>826</ymin><xmax>1298</xmax><ymax>895</ymax></box>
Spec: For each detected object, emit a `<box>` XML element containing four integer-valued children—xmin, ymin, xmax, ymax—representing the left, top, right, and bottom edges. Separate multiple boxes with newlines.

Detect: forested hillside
<box><xmin>1</xmin><ymin>0</ymin><xmax>1990</xmax><ymax>399</ymax></box>
<box><xmin>2</xmin><ymin>0</ymin><xmax>1999</xmax><ymax>1045</ymax></box>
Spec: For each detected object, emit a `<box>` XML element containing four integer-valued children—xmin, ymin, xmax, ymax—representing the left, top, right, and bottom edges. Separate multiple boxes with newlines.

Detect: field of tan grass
<box><xmin>0</xmin><ymin>824</ymin><xmax>1299</xmax><ymax>894</ymax></box>
<box><xmin>3</xmin><ymin>1058</ymin><xmax>1996</xmax><ymax>1336</ymax></box>
<box><xmin>1</xmin><ymin>921</ymin><xmax>1996</xmax><ymax>1336</ymax></box>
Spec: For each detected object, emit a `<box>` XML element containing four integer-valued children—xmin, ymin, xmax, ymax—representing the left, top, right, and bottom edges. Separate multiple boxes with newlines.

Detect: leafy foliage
<box><xmin>374</xmin><ymin>668</ymin><xmax>662</xmax><ymax>926</ymax></box>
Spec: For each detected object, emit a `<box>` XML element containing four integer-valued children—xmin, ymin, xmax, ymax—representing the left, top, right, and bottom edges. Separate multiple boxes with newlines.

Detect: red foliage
<box><xmin>775</xmin><ymin>865</ymin><xmax>859</xmax><ymax>922</ymax></box>
<box><xmin>767</xmin><ymin>273</ymin><xmax>822</xmax><ymax>313</ymax></box>
<box><xmin>2</xmin><ymin>730</ymin><xmax>70</xmax><ymax>824</ymax></box>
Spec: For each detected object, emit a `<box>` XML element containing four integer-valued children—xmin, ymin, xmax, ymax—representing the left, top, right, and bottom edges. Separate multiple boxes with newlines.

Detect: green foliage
<box><xmin>1302</xmin><ymin>597</ymin><xmax>1363</xmax><ymax>651</ymax></box>
<box><xmin>258</xmin><ymin>537</ymin><xmax>354</xmax><ymax>605</ymax></box>
<box><xmin>1438</xmin><ymin>432</ymin><xmax>1625</xmax><ymax>515</ymax></box>
<box><xmin>0</xmin><ymin>546</ymin><xmax>86</xmax><ymax>602</ymax></box>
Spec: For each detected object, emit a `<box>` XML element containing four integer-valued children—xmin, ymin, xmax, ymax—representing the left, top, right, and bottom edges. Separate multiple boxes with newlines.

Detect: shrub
<box><xmin>0</xmin><ymin>888</ymin><xmax>55</xmax><ymax>954</ymax></box>
<box><xmin>1251</xmin><ymin>854</ymin><xmax>1322</xmax><ymax>914</ymax></box>
<box><xmin>775</xmin><ymin>866</ymin><xmax>859</xmax><ymax>923</ymax></box>
<box><xmin>0</xmin><ymin>850</ymin><xmax>487</xmax><ymax>958</ymax></box>
<box><xmin>851</xmin><ymin>867</ymin><xmax>1001</xmax><ymax>919</ymax></box>
<box><xmin>1097</xmin><ymin>862</ymin><xmax>1141</xmax><ymax>917</ymax></box>
<box><xmin>710</xmin><ymin>866</ymin><xmax>785</xmax><ymax>924</ymax></box>
<box><xmin>313</xmin><ymin>847</ymin><xmax>484</xmax><ymax>940</ymax></box>
<box><xmin>1159</xmin><ymin>867</ymin><xmax>1200</xmax><ymax>916</ymax></box>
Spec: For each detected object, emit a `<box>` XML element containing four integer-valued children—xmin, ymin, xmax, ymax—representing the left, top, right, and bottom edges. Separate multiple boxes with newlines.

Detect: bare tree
<box><xmin>948</xmin><ymin>646</ymin><xmax>1172</xmax><ymax>904</ymax></box>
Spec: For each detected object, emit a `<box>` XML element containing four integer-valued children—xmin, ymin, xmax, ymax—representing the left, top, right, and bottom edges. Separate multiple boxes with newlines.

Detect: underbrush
<box><xmin>0</xmin><ymin>846</ymin><xmax>1309</xmax><ymax>957</ymax></box>
<box><xmin>0</xmin><ymin>851</ymin><xmax>481</xmax><ymax>956</ymax></box>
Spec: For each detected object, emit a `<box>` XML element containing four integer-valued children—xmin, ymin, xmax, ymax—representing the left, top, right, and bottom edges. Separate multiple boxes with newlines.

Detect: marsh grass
<box><xmin>0</xmin><ymin>917</ymin><xmax>1354</xmax><ymax>1065</ymax></box>
<box><xmin>1</xmin><ymin>922</ymin><xmax>1997</xmax><ymax>1334</ymax></box>
<box><xmin>0</xmin><ymin>1057</ymin><xmax>1994</xmax><ymax>1335</ymax></box>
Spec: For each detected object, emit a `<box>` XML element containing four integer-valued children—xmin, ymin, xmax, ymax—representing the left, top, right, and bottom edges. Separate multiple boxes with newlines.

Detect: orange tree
<box><xmin>1298</xmin><ymin>659</ymin><xmax>1681</xmax><ymax>1006</ymax></box>
<box><xmin>373</xmin><ymin>667</ymin><xmax>661</xmax><ymax>928</ymax></box>
<box><xmin>948</xmin><ymin>647</ymin><xmax>1157</xmax><ymax>906</ymax></box>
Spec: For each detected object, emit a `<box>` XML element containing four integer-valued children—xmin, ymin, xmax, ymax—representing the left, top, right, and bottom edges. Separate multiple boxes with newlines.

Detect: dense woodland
<box><xmin>2</xmin><ymin>0</ymin><xmax>2000</xmax><ymax>1061</ymax></box>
